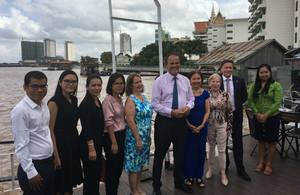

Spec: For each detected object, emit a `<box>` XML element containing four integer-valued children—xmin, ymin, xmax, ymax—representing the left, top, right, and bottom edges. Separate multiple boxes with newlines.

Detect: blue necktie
<box><xmin>172</xmin><ymin>77</ymin><xmax>178</xmax><ymax>109</ymax></box>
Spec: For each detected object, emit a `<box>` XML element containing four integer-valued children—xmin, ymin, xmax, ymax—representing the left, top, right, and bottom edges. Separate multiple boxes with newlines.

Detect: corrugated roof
<box><xmin>196</xmin><ymin>39</ymin><xmax>287</xmax><ymax>64</ymax></box>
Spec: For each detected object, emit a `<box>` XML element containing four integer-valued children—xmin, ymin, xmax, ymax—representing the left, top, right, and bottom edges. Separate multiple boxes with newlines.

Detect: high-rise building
<box><xmin>120</xmin><ymin>33</ymin><xmax>132</xmax><ymax>54</ymax></box>
<box><xmin>193</xmin><ymin>4</ymin><xmax>250</xmax><ymax>51</ymax></box>
<box><xmin>21</xmin><ymin>41</ymin><xmax>44</xmax><ymax>61</ymax></box>
<box><xmin>44</xmin><ymin>38</ymin><xmax>56</xmax><ymax>57</ymax></box>
<box><xmin>64</xmin><ymin>41</ymin><xmax>75</xmax><ymax>61</ymax></box>
<box><xmin>248</xmin><ymin>0</ymin><xmax>294</xmax><ymax>49</ymax></box>
<box><xmin>155</xmin><ymin>29</ymin><xmax>171</xmax><ymax>43</ymax></box>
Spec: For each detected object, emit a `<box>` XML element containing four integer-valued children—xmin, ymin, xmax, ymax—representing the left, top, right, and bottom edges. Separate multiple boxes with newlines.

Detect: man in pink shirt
<box><xmin>151</xmin><ymin>52</ymin><xmax>195</xmax><ymax>195</ymax></box>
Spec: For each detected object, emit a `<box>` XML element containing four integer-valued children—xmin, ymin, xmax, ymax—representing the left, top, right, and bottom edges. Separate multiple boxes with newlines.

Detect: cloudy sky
<box><xmin>0</xmin><ymin>0</ymin><xmax>250</xmax><ymax>63</ymax></box>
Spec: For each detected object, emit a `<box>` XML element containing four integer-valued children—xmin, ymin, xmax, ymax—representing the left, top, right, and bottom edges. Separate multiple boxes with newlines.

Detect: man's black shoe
<box><xmin>152</xmin><ymin>187</ymin><xmax>162</xmax><ymax>195</ymax></box>
<box><xmin>238</xmin><ymin>171</ymin><xmax>251</xmax><ymax>181</ymax></box>
<box><xmin>175</xmin><ymin>183</ymin><xmax>194</xmax><ymax>194</ymax></box>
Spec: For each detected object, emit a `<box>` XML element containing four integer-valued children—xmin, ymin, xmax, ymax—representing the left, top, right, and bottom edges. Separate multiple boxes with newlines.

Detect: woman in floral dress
<box><xmin>124</xmin><ymin>73</ymin><xmax>153</xmax><ymax>195</ymax></box>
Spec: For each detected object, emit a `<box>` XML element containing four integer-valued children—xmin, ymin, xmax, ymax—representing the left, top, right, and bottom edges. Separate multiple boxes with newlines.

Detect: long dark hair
<box><xmin>82</xmin><ymin>74</ymin><xmax>103</xmax><ymax>108</ymax></box>
<box><xmin>54</xmin><ymin>70</ymin><xmax>78</xmax><ymax>97</ymax></box>
<box><xmin>253</xmin><ymin>64</ymin><xmax>275</xmax><ymax>98</ymax></box>
<box><xmin>106</xmin><ymin>73</ymin><xmax>125</xmax><ymax>96</ymax></box>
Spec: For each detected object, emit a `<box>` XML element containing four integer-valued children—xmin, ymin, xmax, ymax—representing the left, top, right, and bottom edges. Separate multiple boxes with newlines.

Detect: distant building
<box><xmin>120</xmin><ymin>33</ymin><xmax>132</xmax><ymax>54</ymax></box>
<box><xmin>193</xmin><ymin>4</ymin><xmax>250</xmax><ymax>52</ymax></box>
<box><xmin>44</xmin><ymin>38</ymin><xmax>56</xmax><ymax>57</ymax></box>
<box><xmin>64</xmin><ymin>41</ymin><xmax>75</xmax><ymax>61</ymax></box>
<box><xmin>155</xmin><ymin>29</ymin><xmax>171</xmax><ymax>43</ymax></box>
<box><xmin>248</xmin><ymin>0</ymin><xmax>294</xmax><ymax>50</ymax></box>
<box><xmin>21</xmin><ymin>41</ymin><xmax>44</xmax><ymax>61</ymax></box>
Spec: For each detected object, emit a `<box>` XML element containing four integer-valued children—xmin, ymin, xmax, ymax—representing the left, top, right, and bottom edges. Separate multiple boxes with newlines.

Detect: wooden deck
<box><xmin>73</xmin><ymin>135</ymin><xmax>300</xmax><ymax>195</ymax></box>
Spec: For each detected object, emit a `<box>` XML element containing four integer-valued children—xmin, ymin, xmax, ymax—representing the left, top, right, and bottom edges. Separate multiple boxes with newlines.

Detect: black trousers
<box><xmin>18</xmin><ymin>159</ymin><xmax>54</xmax><ymax>195</ymax></box>
<box><xmin>80</xmin><ymin>137</ymin><xmax>102</xmax><ymax>195</ymax></box>
<box><xmin>226</xmin><ymin>111</ymin><xmax>245</xmax><ymax>173</ymax></box>
<box><xmin>152</xmin><ymin>114</ymin><xmax>187</xmax><ymax>189</ymax></box>
<box><xmin>103</xmin><ymin>130</ymin><xmax>126</xmax><ymax>195</ymax></box>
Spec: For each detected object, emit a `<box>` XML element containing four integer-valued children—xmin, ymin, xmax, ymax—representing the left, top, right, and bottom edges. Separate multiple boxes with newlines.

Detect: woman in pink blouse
<box><xmin>102</xmin><ymin>73</ymin><xmax>126</xmax><ymax>195</ymax></box>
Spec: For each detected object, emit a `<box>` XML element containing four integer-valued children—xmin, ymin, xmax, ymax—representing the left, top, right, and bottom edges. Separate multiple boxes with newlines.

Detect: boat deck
<box><xmin>73</xmin><ymin>135</ymin><xmax>300</xmax><ymax>195</ymax></box>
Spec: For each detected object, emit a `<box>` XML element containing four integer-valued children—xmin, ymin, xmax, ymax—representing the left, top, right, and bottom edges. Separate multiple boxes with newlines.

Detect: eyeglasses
<box><xmin>63</xmin><ymin>79</ymin><xmax>78</xmax><ymax>85</ymax></box>
<box><xmin>113</xmin><ymin>82</ymin><xmax>124</xmax><ymax>86</ymax></box>
<box><xmin>29</xmin><ymin>84</ymin><xmax>48</xmax><ymax>91</ymax></box>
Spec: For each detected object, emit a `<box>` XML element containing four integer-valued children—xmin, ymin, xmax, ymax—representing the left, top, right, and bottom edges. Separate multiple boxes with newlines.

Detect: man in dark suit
<box><xmin>220</xmin><ymin>59</ymin><xmax>251</xmax><ymax>181</ymax></box>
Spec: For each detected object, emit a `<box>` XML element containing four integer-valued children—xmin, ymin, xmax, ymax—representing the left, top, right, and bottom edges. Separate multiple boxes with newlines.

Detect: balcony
<box><xmin>258</xmin><ymin>0</ymin><xmax>266</xmax><ymax>10</ymax></box>
<box><xmin>257</xmin><ymin>14</ymin><xmax>266</xmax><ymax>23</ymax></box>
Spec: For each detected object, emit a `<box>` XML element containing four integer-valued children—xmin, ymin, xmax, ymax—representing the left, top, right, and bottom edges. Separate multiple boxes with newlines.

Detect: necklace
<box><xmin>192</xmin><ymin>87</ymin><xmax>201</xmax><ymax>93</ymax></box>
<box><xmin>211</xmin><ymin>92</ymin><xmax>219</xmax><ymax>98</ymax></box>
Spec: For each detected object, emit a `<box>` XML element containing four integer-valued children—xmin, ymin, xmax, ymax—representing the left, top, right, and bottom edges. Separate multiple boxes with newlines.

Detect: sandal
<box><xmin>255</xmin><ymin>162</ymin><xmax>266</xmax><ymax>172</ymax></box>
<box><xmin>185</xmin><ymin>178</ymin><xmax>194</xmax><ymax>186</ymax></box>
<box><xmin>197</xmin><ymin>178</ymin><xmax>205</xmax><ymax>188</ymax></box>
<box><xmin>264</xmin><ymin>164</ymin><xmax>273</xmax><ymax>176</ymax></box>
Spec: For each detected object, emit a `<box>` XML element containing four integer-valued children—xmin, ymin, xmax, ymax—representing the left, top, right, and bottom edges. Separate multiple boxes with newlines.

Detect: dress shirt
<box><xmin>248</xmin><ymin>81</ymin><xmax>283</xmax><ymax>117</ymax></box>
<box><xmin>102</xmin><ymin>94</ymin><xmax>126</xmax><ymax>133</ymax></box>
<box><xmin>152</xmin><ymin>72</ymin><xmax>195</xmax><ymax>118</ymax></box>
<box><xmin>222</xmin><ymin>75</ymin><xmax>236</xmax><ymax>111</ymax></box>
<box><xmin>10</xmin><ymin>95</ymin><xmax>53</xmax><ymax>179</ymax></box>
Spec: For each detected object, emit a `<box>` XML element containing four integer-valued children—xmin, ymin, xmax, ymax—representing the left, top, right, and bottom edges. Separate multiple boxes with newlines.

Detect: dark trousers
<box><xmin>18</xmin><ymin>160</ymin><xmax>54</xmax><ymax>195</ymax></box>
<box><xmin>152</xmin><ymin>114</ymin><xmax>187</xmax><ymax>189</ymax></box>
<box><xmin>103</xmin><ymin>130</ymin><xmax>126</xmax><ymax>195</ymax></box>
<box><xmin>81</xmin><ymin>142</ymin><xmax>102</xmax><ymax>195</ymax></box>
<box><xmin>226</xmin><ymin>111</ymin><xmax>245</xmax><ymax>173</ymax></box>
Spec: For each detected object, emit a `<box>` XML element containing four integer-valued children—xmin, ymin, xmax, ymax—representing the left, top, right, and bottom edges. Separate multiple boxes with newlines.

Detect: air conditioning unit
<box><xmin>288</xmin><ymin>45</ymin><xmax>294</xmax><ymax>49</ymax></box>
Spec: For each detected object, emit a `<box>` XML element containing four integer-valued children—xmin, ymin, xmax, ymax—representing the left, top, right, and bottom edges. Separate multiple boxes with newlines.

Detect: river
<box><xmin>0</xmin><ymin>67</ymin><xmax>156</xmax><ymax>193</ymax></box>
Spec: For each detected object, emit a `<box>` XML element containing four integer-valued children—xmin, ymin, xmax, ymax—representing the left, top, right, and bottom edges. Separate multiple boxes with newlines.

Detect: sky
<box><xmin>0</xmin><ymin>0</ymin><xmax>250</xmax><ymax>63</ymax></box>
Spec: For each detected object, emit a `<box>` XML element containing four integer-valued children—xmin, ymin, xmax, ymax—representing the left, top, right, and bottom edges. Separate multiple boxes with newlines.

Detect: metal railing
<box><xmin>0</xmin><ymin>140</ymin><xmax>20</xmax><ymax>193</ymax></box>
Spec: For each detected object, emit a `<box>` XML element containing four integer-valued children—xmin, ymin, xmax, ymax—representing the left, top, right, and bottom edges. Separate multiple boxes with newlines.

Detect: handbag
<box><xmin>100</xmin><ymin>155</ymin><xmax>106</xmax><ymax>182</ymax></box>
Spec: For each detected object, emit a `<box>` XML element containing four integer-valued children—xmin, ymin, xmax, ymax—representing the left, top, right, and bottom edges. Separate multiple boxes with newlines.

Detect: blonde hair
<box><xmin>208</xmin><ymin>73</ymin><xmax>221</xmax><ymax>84</ymax></box>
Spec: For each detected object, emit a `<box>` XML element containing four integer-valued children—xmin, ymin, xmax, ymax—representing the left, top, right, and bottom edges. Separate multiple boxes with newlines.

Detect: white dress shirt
<box><xmin>10</xmin><ymin>95</ymin><xmax>53</xmax><ymax>179</ymax></box>
<box><xmin>152</xmin><ymin>72</ymin><xmax>195</xmax><ymax>118</ymax></box>
<box><xmin>222</xmin><ymin>75</ymin><xmax>236</xmax><ymax>111</ymax></box>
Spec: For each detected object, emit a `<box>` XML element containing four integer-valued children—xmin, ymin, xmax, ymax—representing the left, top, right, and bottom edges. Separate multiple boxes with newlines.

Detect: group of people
<box><xmin>10</xmin><ymin>52</ymin><xmax>283</xmax><ymax>195</ymax></box>
<box><xmin>11</xmin><ymin>70</ymin><xmax>152</xmax><ymax>195</ymax></box>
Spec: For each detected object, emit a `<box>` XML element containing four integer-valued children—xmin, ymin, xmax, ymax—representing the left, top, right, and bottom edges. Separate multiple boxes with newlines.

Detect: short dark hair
<box><xmin>165</xmin><ymin>52</ymin><xmax>180</xmax><ymax>65</ymax></box>
<box><xmin>24</xmin><ymin>71</ymin><xmax>47</xmax><ymax>86</ymax></box>
<box><xmin>187</xmin><ymin>70</ymin><xmax>204</xmax><ymax>84</ymax></box>
<box><xmin>54</xmin><ymin>70</ymin><xmax>78</xmax><ymax>97</ymax></box>
<box><xmin>125</xmin><ymin>73</ymin><xmax>144</xmax><ymax>96</ymax></box>
<box><xmin>221</xmin><ymin>59</ymin><xmax>234</xmax><ymax>67</ymax></box>
<box><xmin>106</xmin><ymin>73</ymin><xmax>125</xmax><ymax>96</ymax></box>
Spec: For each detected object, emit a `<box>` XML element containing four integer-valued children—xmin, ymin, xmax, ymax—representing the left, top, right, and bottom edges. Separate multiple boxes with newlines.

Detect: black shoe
<box><xmin>152</xmin><ymin>187</ymin><xmax>162</xmax><ymax>195</ymax></box>
<box><xmin>175</xmin><ymin>183</ymin><xmax>194</xmax><ymax>194</ymax></box>
<box><xmin>238</xmin><ymin>171</ymin><xmax>251</xmax><ymax>181</ymax></box>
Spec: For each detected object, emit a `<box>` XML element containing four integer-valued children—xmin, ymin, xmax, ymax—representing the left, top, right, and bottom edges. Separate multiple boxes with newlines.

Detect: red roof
<box><xmin>194</xmin><ymin>21</ymin><xmax>209</xmax><ymax>31</ymax></box>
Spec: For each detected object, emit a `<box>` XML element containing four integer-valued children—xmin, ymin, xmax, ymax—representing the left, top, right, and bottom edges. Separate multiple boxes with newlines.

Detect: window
<box><xmin>296</xmin><ymin>1</ymin><xmax>298</xmax><ymax>12</ymax></box>
<box><xmin>227</xmin><ymin>31</ymin><xmax>233</xmax><ymax>33</ymax></box>
<box><xmin>208</xmin><ymin>44</ymin><xmax>212</xmax><ymax>46</ymax></box>
<box><xmin>213</xmin><ymin>41</ymin><xmax>217</xmax><ymax>43</ymax></box>
<box><xmin>227</xmin><ymin>24</ymin><xmax>233</xmax><ymax>27</ymax></box>
<box><xmin>227</xmin><ymin>37</ymin><xmax>233</xmax><ymax>40</ymax></box>
<box><xmin>213</xmin><ymin>35</ymin><xmax>217</xmax><ymax>37</ymax></box>
<box><xmin>213</xmin><ymin>29</ymin><xmax>217</xmax><ymax>31</ymax></box>
<box><xmin>208</xmin><ymin>39</ymin><xmax>212</xmax><ymax>40</ymax></box>
<box><xmin>295</xmin><ymin>33</ymin><xmax>297</xmax><ymax>43</ymax></box>
<box><xmin>262</xmin><ymin>23</ymin><xmax>266</xmax><ymax>29</ymax></box>
<box><xmin>208</xmin><ymin>33</ymin><xmax>212</xmax><ymax>34</ymax></box>
<box><xmin>296</xmin><ymin>17</ymin><xmax>298</xmax><ymax>27</ymax></box>
<box><xmin>208</xmin><ymin>27</ymin><xmax>212</xmax><ymax>29</ymax></box>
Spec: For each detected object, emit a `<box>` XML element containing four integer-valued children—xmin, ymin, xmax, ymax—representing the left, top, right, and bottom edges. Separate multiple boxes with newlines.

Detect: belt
<box><xmin>32</xmin><ymin>155</ymin><xmax>54</xmax><ymax>165</ymax></box>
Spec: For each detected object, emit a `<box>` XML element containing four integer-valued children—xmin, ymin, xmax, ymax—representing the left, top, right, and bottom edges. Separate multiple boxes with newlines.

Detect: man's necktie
<box><xmin>172</xmin><ymin>77</ymin><xmax>178</xmax><ymax>109</ymax></box>
<box><xmin>226</xmin><ymin>78</ymin><xmax>231</xmax><ymax>95</ymax></box>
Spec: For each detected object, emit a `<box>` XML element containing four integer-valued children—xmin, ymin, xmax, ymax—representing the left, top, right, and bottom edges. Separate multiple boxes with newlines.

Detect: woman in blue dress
<box><xmin>124</xmin><ymin>73</ymin><xmax>153</xmax><ymax>195</ymax></box>
<box><xmin>183</xmin><ymin>70</ymin><xmax>210</xmax><ymax>188</ymax></box>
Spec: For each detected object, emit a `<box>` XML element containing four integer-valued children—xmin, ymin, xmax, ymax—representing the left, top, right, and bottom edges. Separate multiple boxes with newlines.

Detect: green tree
<box><xmin>100</xmin><ymin>52</ymin><xmax>112</xmax><ymax>64</ymax></box>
